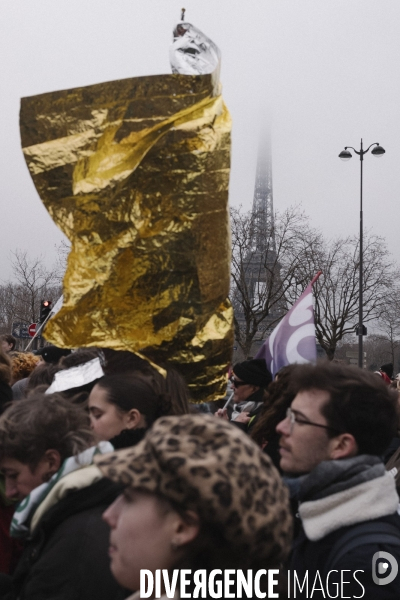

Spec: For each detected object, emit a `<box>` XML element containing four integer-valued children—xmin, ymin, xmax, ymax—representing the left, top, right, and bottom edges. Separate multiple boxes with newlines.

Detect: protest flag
<box><xmin>255</xmin><ymin>272</ymin><xmax>322</xmax><ymax>377</ymax></box>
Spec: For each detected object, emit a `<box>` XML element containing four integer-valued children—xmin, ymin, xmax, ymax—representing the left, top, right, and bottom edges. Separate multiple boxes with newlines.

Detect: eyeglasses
<box><xmin>285</xmin><ymin>408</ymin><xmax>341</xmax><ymax>435</ymax></box>
<box><xmin>230</xmin><ymin>377</ymin><xmax>249</xmax><ymax>389</ymax></box>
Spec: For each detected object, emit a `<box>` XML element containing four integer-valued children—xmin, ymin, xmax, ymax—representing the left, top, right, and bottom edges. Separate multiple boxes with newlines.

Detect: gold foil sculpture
<box><xmin>20</xmin><ymin>70</ymin><xmax>233</xmax><ymax>401</ymax></box>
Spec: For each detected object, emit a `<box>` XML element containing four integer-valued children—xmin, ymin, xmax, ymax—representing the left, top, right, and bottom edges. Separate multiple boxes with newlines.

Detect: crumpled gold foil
<box><xmin>20</xmin><ymin>71</ymin><xmax>233</xmax><ymax>401</ymax></box>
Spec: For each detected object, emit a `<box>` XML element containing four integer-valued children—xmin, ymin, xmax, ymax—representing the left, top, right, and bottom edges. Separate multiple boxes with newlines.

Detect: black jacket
<box><xmin>0</xmin><ymin>380</ymin><xmax>12</xmax><ymax>413</ymax></box>
<box><xmin>290</xmin><ymin>513</ymin><xmax>400</xmax><ymax>599</ymax></box>
<box><xmin>2</xmin><ymin>478</ymin><xmax>127</xmax><ymax>600</ymax></box>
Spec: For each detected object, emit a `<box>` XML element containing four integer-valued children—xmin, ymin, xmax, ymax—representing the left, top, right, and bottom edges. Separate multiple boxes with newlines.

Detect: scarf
<box><xmin>109</xmin><ymin>428</ymin><xmax>147</xmax><ymax>450</ymax></box>
<box><xmin>296</xmin><ymin>455</ymin><xmax>399</xmax><ymax>541</ymax></box>
<box><xmin>231</xmin><ymin>388</ymin><xmax>264</xmax><ymax>421</ymax></box>
<box><xmin>298</xmin><ymin>454</ymin><xmax>384</xmax><ymax>502</ymax></box>
<box><xmin>11</xmin><ymin>441</ymin><xmax>113</xmax><ymax>538</ymax></box>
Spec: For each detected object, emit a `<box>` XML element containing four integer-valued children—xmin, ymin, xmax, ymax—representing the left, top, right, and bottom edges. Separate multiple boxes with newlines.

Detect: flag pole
<box><xmin>311</xmin><ymin>271</ymin><xmax>322</xmax><ymax>286</ymax></box>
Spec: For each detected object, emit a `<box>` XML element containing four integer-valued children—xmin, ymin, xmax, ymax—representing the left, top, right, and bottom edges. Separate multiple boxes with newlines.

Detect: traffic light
<box><xmin>39</xmin><ymin>300</ymin><xmax>52</xmax><ymax>323</ymax></box>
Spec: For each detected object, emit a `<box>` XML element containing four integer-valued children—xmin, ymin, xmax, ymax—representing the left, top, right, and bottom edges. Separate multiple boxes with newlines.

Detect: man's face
<box><xmin>0</xmin><ymin>457</ymin><xmax>50</xmax><ymax>500</ymax></box>
<box><xmin>276</xmin><ymin>389</ymin><xmax>335</xmax><ymax>475</ymax></box>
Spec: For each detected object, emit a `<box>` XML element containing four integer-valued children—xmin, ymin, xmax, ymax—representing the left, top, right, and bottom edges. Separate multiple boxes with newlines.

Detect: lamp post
<box><xmin>338</xmin><ymin>139</ymin><xmax>385</xmax><ymax>369</ymax></box>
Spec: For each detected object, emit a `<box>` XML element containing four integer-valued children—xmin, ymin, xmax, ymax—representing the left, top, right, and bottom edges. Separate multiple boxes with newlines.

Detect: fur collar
<box><xmin>299</xmin><ymin>472</ymin><xmax>399</xmax><ymax>541</ymax></box>
<box><xmin>30</xmin><ymin>464</ymin><xmax>103</xmax><ymax>534</ymax></box>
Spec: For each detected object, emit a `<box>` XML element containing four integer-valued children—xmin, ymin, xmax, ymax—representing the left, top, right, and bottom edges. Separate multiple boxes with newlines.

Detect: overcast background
<box><xmin>1</xmin><ymin>1</ymin><xmax>399</xmax><ymax>280</ymax></box>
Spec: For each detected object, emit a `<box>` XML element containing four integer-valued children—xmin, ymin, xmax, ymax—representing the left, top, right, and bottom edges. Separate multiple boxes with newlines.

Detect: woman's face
<box><xmin>103</xmin><ymin>490</ymin><xmax>179</xmax><ymax>591</ymax></box>
<box><xmin>88</xmin><ymin>385</ymin><xmax>129</xmax><ymax>441</ymax></box>
<box><xmin>231</xmin><ymin>373</ymin><xmax>258</xmax><ymax>403</ymax></box>
<box><xmin>0</xmin><ymin>457</ymin><xmax>51</xmax><ymax>500</ymax></box>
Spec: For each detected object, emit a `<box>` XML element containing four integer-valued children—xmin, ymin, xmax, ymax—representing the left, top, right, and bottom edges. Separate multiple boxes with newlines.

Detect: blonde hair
<box><xmin>9</xmin><ymin>351</ymin><xmax>40</xmax><ymax>384</ymax></box>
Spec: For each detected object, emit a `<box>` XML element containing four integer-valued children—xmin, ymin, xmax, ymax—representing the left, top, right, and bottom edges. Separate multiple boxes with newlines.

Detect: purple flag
<box><xmin>255</xmin><ymin>282</ymin><xmax>317</xmax><ymax>377</ymax></box>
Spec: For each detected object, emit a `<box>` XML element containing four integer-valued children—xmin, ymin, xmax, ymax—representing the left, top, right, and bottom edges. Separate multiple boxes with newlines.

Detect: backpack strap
<box><xmin>324</xmin><ymin>521</ymin><xmax>400</xmax><ymax>574</ymax></box>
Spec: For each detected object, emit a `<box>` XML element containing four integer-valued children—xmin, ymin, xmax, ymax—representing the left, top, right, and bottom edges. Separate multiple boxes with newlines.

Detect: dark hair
<box><xmin>54</xmin><ymin>349</ymin><xmax>104</xmax><ymax>403</ymax></box>
<box><xmin>0</xmin><ymin>347</ymin><xmax>12</xmax><ymax>386</ymax></box>
<box><xmin>95</xmin><ymin>372</ymin><xmax>174</xmax><ymax>426</ymax></box>
<box><xmin>102</xmin><ymin>349</ymin><xmax>191</xmax><ymax>415</ymax></box>
<box><xmin>0</xmin><ymin>335</ymin><xmax>16</xmax><ymax>351</ymax></box>
<box><xmin>26</xmin><ymin>362</ymin><xmax>59</xmax><ymax>393</ymax></box>
<box><xmin>59</xmin><ymin>348</ymin><xmax>100</xmax><ymax>370</ymax></box>
<box><xmin>102</xmin><ymin>349</ymin><xmax>151</xmax><ymax>375</ymax></box>
<box><xmin>381</xmin><ymin>363</ymin><xmax>393</xmax><ymax>379</ymax></box>
<box><xmin>292</xmin><ymin>362</ymin><xmax>398</xmax><ymax>456</ymax></box>
<box><xmin>160</xmin><ymin>366</ymin><xmax>191</xmax><ymax>414</ymax></box>
<box><xmin>0</xmin><ymin>393</ymin><xmax>94</xmax><ymax>468</ymax></box>
<box><xmin>251</xmin><ymin>365</ymin><xmax>298</xmax><ymax>447</ymax></box>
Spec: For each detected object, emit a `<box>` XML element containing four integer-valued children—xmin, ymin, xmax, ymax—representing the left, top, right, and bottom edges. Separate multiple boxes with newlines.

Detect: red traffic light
<box><xmin>39</xmin><ymin>300</ymin><xmax>53</xmax><ymax>323</ymax></box>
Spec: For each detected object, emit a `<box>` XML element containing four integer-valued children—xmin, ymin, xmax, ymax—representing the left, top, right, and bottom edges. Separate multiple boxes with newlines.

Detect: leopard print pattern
<box><xmin>95</xmin><ymin>414</ymin><xmax>292</xmax><ymax>563</ymax></box>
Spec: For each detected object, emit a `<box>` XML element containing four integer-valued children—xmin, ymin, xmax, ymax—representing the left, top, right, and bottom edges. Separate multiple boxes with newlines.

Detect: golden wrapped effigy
<box><xmin>20</xmin><ymin>59</ymin><xmax>233</xmax><ymax>401</ymax></box>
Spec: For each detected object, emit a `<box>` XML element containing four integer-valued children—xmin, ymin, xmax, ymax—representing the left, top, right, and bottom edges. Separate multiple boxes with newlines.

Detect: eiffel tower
<box><xmin>249</xmin><ymin>137</ymin><xmax>275</xmax><ymax>256</ymax></box>
<box><xmin>233</xmin><ymin>136</ymin><xmax>283</xmax><ymax>358</ymax></box>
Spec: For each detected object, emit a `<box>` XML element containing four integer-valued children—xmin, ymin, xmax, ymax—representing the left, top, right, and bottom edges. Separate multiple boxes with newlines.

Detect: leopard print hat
<box><xmin>95</xmin><ymin>414</ymin><xmax>292</xmax><ymax>563</ymax></box>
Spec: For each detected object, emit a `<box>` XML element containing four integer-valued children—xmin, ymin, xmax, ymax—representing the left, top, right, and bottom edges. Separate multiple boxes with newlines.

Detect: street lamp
<box><xmin>338</xmin><ymin>139</ymin><xmax>385</xmax><ymax>369</ymax></box>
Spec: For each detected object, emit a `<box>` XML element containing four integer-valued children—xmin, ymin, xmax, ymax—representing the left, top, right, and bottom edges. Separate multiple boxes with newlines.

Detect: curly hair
<box><xmin>251</xmin><ymin>365</ymin><xmax>299</xmax><ymax>447</ymax></box>
<box><xmin>9</xmin><ymin>351</ymin><xmax>40</xmax><ymax>384</ymax></box>
<box><xmin>0</xmin><ymin>392</ymin><xmax>94</xmax><ymax>468</ymax></box>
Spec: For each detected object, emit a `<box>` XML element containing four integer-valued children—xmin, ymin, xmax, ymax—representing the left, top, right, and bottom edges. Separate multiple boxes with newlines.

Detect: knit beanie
<box><xmin>35</xmin><ymin>345</ymin><xmax>71</xmax><ymax>364</ymax></box>
<box><xmin>233</xmin><ymin>358</ymin><xmax>272</xmax><ymax>388</ymax></box>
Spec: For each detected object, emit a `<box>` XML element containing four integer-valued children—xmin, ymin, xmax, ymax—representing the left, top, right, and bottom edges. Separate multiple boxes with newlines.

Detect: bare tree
<box><xmin>370</xmin><ymin>287</ymin><xmax>400</xmax><ymax>371</ymax></box>
<box><xmin>0</xmin><ymin>283</ymin><xmax>20</xmax><ymax>334</ymax></box>
<box><xmin>362</xmin><ymin>334</ymin><xmax>395</xmax><ymax>371</ymax></box>
<box><xmin>4</xmin><ymin>250</ymin><xmax>61</xmax><ymax>327</ymax></box>
<box><xmin>295</xmin><ymin>234</ymin><xmax>396</xmax><ymax>360</ymax></box>
<box><xmin>230</xmin><ymin>205</ymin><xmax>321</xmax><ymax>357</ymax></box>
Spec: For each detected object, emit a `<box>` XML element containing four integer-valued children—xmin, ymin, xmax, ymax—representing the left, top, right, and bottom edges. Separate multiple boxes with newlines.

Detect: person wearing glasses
<box><xmin>276</xmin><ymin>362</ymin><xmax>400</xmax><ymax>599</ymax></box>
<box><xmin>216</xmin><ymin>359</ymin><xmax>272</xmax><ymax>427</ymax></box>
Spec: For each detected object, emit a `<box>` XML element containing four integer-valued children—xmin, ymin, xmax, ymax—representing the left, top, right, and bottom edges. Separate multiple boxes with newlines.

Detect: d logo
<box><xmin>372</xmin><ymin>551</ymin><xmax>398</xmax><ymax>586</ymax></box>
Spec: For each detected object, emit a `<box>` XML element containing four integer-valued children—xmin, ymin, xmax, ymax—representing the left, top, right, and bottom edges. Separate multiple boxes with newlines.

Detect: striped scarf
<box><xmin>11</xmin><ymin>441</ymin><xmax>113</xmax><ymax>538</ymax></box>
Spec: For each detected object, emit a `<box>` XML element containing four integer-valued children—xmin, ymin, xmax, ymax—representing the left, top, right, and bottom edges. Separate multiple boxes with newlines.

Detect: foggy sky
<box><xmin>1</xmin><ymin>1</ymin><xmax>399</xmax><ymax>281</ymax></box>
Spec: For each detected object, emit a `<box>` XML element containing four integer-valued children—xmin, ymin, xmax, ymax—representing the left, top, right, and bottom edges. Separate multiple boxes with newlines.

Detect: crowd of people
<box><xmin>0</xmin><ymin>332</ymin><xmax>399</xmax><ymax>599</ymax></box>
